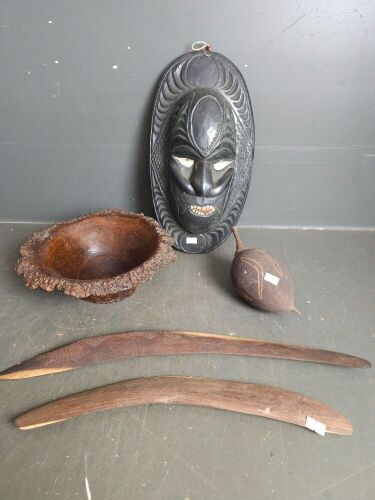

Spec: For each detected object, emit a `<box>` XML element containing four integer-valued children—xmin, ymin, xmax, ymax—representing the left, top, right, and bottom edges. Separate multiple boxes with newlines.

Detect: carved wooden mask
<box><xmin>150</xmin><ymin>49</ymin><xmax>254</xmax><ymax>253</ymax></box>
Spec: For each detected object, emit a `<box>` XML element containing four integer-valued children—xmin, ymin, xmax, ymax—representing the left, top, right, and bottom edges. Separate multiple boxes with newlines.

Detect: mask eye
<box><xmin>173</xmin><ymin>156</ymin><xmax>194</xmax><ymax>168</ymax></box>
<box><xmin>213</xmin><ymin>160</ymin><xmax>232</xmax><ymax>171</ymax></box>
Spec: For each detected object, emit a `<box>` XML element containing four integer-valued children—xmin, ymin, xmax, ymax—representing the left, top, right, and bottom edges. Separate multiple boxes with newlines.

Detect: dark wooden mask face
<box><xmin>151</xmin><ymin>50</ymin><xmax>254</xmax><ymax>253</ymax></box>
<box><xmin>169</xmin><ymin>89</ymin><xmax>236</xmax><ymax>234</ymax></box>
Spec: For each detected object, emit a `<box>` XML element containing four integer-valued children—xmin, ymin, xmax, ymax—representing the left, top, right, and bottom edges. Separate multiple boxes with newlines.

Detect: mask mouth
<box><xmin>189</xmin><ymin>205</ymin><xmax>216</xmax><ymax>217</ymax></box>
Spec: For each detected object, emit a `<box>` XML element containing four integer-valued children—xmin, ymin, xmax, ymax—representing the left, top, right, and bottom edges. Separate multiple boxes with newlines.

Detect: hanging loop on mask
<box><xmin>191</xmin><ymin>40</ymin><xmax>212</xmax><ymax>56</ymax></box>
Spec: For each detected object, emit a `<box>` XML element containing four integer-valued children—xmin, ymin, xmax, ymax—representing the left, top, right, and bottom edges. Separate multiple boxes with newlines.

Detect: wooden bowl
<box><xmin>15</xmin><ymin>209</ymin><xmax>176</xmax><ymax>303</ymax></box>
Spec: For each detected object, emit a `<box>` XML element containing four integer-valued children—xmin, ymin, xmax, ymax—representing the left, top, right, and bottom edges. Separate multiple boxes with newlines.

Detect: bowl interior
<box><xmin>39</xmin><ymin>214</ymin><xmax>159</xmax><ymax>280</ymax></box>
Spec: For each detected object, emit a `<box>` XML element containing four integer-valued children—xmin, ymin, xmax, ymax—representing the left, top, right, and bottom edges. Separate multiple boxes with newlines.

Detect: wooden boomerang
<box><xmin>0</xmin><ymin>331</ymin><xmax>369</xmax><ymax>380</ymax></box>
<box><xmin>14</xmin><ymin>376</ymin><xmax>353</xmax><ymax>435</ymax></box>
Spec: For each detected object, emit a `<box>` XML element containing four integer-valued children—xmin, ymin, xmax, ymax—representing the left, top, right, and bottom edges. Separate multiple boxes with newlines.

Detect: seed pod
<box><xmin>231</xmin><ymin>227</ymin><xmax>300</xmax><ymax>314</ymax></box>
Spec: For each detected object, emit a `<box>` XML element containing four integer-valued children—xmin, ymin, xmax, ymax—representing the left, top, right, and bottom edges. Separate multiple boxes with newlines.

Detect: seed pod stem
<box><xmin>232</xmin><ymin>226</ymin><xmax>246</xmax><ymax>253</ymax></box>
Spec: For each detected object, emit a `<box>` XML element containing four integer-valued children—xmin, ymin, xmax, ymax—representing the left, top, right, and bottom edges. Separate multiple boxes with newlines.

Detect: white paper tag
<box><xmin>306</xmin><ymin>416</ymin><xmax>326</xmax><ymax>436</ymax></box>
<box><xmin>264</xmin><ymin>272</ymin><xmax>280</xmax><ymax>286</ymax></box>
<box><xmin>186</xmin><ymin>237</ymin><xmax>198</xmax><ymax>244</ymax></box>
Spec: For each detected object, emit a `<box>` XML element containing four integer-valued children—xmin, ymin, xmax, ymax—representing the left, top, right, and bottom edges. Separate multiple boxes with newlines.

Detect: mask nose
<box><xmin>191</xmin><ymin>160</ymin><xmax>214</xmax><ymax>197</ymax></box>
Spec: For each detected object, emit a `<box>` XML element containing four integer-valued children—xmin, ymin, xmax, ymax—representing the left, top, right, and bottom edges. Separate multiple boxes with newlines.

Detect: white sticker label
<box><xmin>186</xmin><ymin>237</ymin><xmax>198</xmax><ymax>244</ymax></box>
<box><xmin>264</xmin><ymin>272</ymin><xmax>280</xmax><ymax>286</ymax></box>
<box><xmin>306</xmin><ymin>416</ymin><xmax>326</xmax><ymax>436</ymax></box>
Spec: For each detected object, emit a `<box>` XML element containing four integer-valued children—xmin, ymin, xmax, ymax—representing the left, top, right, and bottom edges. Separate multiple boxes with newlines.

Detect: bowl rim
<box><xmin>15</xmin><ymin>209</ymin><xmax>176</xmax><ymax>299</ymax></box>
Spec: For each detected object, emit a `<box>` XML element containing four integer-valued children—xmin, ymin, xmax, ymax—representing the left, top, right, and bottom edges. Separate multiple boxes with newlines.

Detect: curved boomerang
<box><xmin>0</xmin><ymin>330</ymin><xmax>370</xmax><ymax>380</ymax></box>
<box><xmin>15</xmin><ymin>376</ymin><xmax>353</xmax><ymax>435</ymax></box>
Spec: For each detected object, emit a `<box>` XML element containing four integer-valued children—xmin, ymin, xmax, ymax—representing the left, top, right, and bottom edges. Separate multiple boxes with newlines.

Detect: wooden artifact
<box><xmin>231</xmin><ymin>227</ymin><xmax>299</xmax><ymax>313</ymax></box>
<box><xmin>14</xmin><ymin>376</ymin><xmax>353</xmax><ymax>435</ymax></box>
<box><xmin>15</xmin><ymin>209</ymin><xmax>175</xmax><ymax>303</ymax></box>
<box><xmin>0</xmin><ymin>330</ymin><xmax>369</xmax><ymax>380</ymax></box>
<box><xmin>150</xmin><ymin>42</ymin><xmax>255</xmax><ymax>253</ymax></box>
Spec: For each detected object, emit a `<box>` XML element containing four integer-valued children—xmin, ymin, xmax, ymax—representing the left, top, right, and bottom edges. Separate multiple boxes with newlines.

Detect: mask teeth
<box><xmin>190</xmin><ymin>205</ymin><xmax>215</xmax><ymax>217</ymax></box>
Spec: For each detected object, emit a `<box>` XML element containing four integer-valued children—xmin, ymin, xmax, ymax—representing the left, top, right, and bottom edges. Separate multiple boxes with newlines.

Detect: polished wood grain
<box><xmin>15</xmin><ymin>210</ymin><xmax>175</xmax><ymax>303</ymax></box>
<box><xmin>14</xmin><ymin>376</ymin><xmax>353</xmax><ymax>435</ymax></box>
<box><xmin>0</xmin><ymin>330</ymin><xmax>370</xmax><ymax>380</ymax></box>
